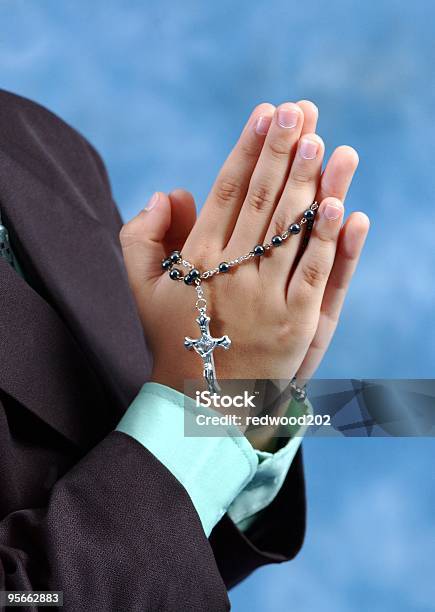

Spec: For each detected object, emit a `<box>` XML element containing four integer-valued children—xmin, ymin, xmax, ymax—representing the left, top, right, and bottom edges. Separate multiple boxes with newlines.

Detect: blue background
<box><xmin>1</xmin><ymin>1</ymin><xmax>434</xmax><ymax>610</ymax></box>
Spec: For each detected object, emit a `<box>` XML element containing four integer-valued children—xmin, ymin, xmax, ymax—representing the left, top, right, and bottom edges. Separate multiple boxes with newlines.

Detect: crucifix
<box><xmin>184</xmin><ymin>313</ymin><xmax>231</xmax><ymax>393</ymax></box>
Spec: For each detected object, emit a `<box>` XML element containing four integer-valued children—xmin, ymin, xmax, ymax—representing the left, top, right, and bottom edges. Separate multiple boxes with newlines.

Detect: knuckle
<box><xmin>119</xmin><ymin>222</ymin><xmax>140</xmax><ymax>248</ymax></box>
<box><xmin>119</xmin><ymin>224</ymin><xmax>128</xmax><ymax>243</ymax></box>
<box><xmin>189</xmin><ymin>235</ymin><xmax>223</xmax><ymax>270</ymax></box>
<box><xmin>301</xmin><ymin>259</ymin><xmax>328</xmax><ymax>289</ymax></box>
<box><xmin>308</xmin><ymin>334</ymin><xmax>326</xmax><ymax>353</ymax></box>
<box><xmin>275</xmin><ymin>316</ymin><xmax>295</xmax><ymax>346</ymax></box>
<box><xmin>247</xmin><ymin>182</ymin><xmax>275</xmax><ymax>212</ymax></box>
<box><xmin>284</xmin><ymin>308</ymin><xmax>317</xmax><ymax>341</ymax></box>
<box><xmin>240</xmin><ymin>140</ymin><xmax>261</xmax><ymax>160</ymax></box>
<box><xmin>268</xmin><ymin>138</ymin><xmax>290</xmax><ymax>160</ymax></box>
<box><xmin>270</xmin><ymin>209</ymin><xmax>290</xmax><ymax>236</ymax></box>
<box><xmin>288</xmin><ymin>170</ymin><xmax>313</xmax><ymax>188</ymax></box>
<box><xmin>315</xmin><ymin>229</ymin><xmax>337</xmax><ymax>246</ymax></box>
<box><xmin>297</xmin><ymin>321</ymin><xmax>318</xmax><ymax>340</ymax></box>
<box><xmin>185</xmin><ymin>244</ymin><xmax>211</xmax><ymax>270</ymax></box>
<box><xmin>256</xmin><ymin>301</ymin><xmax>294</xmax><ymax>348</ymax></box>
<box><xmin>214</xmin><ymin>176</ymin><xmax>242</xmax><ymax>207</ymax></box>
<box><xmin>321</xmin><ymin>308</ymin><xmax>340</xmax><ymax>327</ymax></box>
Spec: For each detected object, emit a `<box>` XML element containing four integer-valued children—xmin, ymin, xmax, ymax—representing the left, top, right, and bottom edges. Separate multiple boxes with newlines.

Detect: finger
<box><xmin>186</xmin><ymin>102</ymin><xmax>275</xmax><ymax>251</ymax></box>
<box><xmin>280</xmin><ymin>144</ymin><xmax>359</xmax><ymax>291</ymax></box>
<box><xmin>287</xmin><ymin>197</ymin><xmax>344</xmax><ymax>327</ymax></box>
<box><xmin>260</xmin><ymin>133</ymin><xmax>325</xmax><ymax>284</ymax></box>
<box><xmin>164</xmin><ymin>189</ymin><xmax>197</xmax><ymax>253</ymax></box>
<box><xmin>296</xmin><ymin>212</ymin><xmax>370</xmax><ymax>380</ymax></box>
<box><xmin>297</xmin><ymin>100</ymin><xmax>318</xmax><ymax>135</ymax></box>
<box><xmin>119</xmin><ymin>191</ymin><xmax>171</xmax><ymax>292</ymax></box>
<box><xmin>317</xmin><ymin>145</ymin><xmax>359</xmax><ymax>204</ymax></box>
<box><xmin>225</xmin><ymin>102</ymin><xmax>304</xmax><ymax>255</ymax></box>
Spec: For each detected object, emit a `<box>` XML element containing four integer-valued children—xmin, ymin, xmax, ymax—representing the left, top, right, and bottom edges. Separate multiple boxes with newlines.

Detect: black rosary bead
<box><xmin>271</xmin><ymin>235</ymin><xmax>283</xmax><ymax>247</ymax></box>
<box><xmin>161</xmin><ymin>257</ymin><xmax>172</xmax><ymax>271</ymax></box>
<box><xmin>219</xmin><ymin>262</ymin><xmax>230</xmax><ymax>273</ymax></box>
<box><xmin>169</xmin><ymin>268</ymin><xmax>182</xmax><ymax>280</ymax></box>
<box><xmin>253</xmin><ymin>245</ymin><xmax>265</xmax><ymax>256</ymax></box>
<box><xmin>289</xmin><ymin>223</ymin><xmax>301</xmax><ymax>235</ymax></box>
<box><xmin>304</xmin><ymin>209</ymin><xmax>315</xmax><ymax>221</ymax></box>
<box><xmin>169</xmin><ymin>250</ymin><xmax>181</xmax><ymax>264</ymax></box>
<box><xmin>184</xmin><ymin>268</ymin><xmax>200</xmax><ymax>285</ymax></box>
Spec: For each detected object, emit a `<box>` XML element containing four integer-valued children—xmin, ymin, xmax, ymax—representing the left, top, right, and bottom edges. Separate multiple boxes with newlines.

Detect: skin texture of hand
<box><xmin>120</xmin><ymin>101</ymin><xmax>370</xmax><ymax>397</ymax></box>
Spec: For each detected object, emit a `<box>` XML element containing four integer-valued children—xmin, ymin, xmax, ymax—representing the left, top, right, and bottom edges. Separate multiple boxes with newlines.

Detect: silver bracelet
<box><xmin>290</xmin><ymin>377</ymin><xmax>308</xmax><ymax>403</ymax></box>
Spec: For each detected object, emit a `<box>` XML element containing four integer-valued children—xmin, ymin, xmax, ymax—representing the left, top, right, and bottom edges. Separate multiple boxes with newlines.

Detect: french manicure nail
<box><xmin>255</xmin><ymin>115</ymin><xmax>272</xmax><ymax>135</ymax></box>
<box><xmin>323</xmin><ymin>200</ymin><xmax>343</xmax><ymax>220</ymax></box>
<box><xmin>145</xmin><ymin>192</ymin><xmax>159</xmax><ymax>211</ymax></box>
<box><xmin>300</xmin><ymin>139</ymin><xmax>319</xmax><ymax>160</ymax></box>
<box><xmin>277</xmin><ymin>107</ymin><xmax>299</xmax><ymax>129</ymax></box>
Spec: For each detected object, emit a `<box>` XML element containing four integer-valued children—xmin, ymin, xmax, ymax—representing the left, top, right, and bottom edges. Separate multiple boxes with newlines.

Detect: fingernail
<box><xmin>300</xmin><ymin>139</ymin><xmax>319</xmax><ymax>160</ymax></box>
<box><xmin>145</xmin><ymin>192</ymin><xmax>159</xmax><ymax>211</ymax></box>
<box><xmin>277</xmin><ymin>107</ymin><xmax>299</xmax><ymax>129</ymax></box>
<box><xmin>323</xmin><ymin>200</ymin><xmax>343</xmax><ymax>220</ymax></box>
<box><xmin>254</xmin><ymin>115</ymin><xmax>272</xmax><ymax>135</ymax></box>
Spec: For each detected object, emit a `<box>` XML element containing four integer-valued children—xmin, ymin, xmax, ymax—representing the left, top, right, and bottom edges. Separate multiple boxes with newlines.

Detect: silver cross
<box><xmin>184</xmin><ymin>313</ymin><xmax>231</xmax><ymax>393</ymax></box>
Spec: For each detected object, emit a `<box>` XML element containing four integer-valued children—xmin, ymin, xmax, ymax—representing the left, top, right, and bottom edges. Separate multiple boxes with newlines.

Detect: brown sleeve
<box><xmin>0</xmin><ymin>428</ymin><xmax>230</xmax><ymax>612</ymax></box>
<box><xmin>210</xmin><ymin>447</ymin><xmax>306</xmax><ymax>589</ymax></box>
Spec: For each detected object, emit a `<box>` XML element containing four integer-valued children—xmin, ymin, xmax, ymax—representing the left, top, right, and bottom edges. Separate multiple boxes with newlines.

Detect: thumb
<box><xmin>120</xmin><ymin>191</ymin><xmax>171</xmax><ymax>292</ymax></box>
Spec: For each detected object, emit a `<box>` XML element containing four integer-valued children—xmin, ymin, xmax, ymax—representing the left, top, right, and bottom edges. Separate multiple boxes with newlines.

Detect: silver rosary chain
<box><xmin>194</xmin><ymin>281</ymin><xmax>207</xmax><ymax>314</ymax></box>
<box><xmin>161</xmin><ymin>201</ymin><xmax>319</xmax><ymax>393</ymax></box>
<box><xmin>179</xmin><ymin>200</ymin><xmax>318</xmax><ymax>281</ymax></box>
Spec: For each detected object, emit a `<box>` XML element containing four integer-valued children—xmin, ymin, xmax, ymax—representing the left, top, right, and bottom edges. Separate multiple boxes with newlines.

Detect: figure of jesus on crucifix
<box><xmin>184</xmin><ymin>314</ymin><xmax>231</xmax><ymax>393</ymax></box>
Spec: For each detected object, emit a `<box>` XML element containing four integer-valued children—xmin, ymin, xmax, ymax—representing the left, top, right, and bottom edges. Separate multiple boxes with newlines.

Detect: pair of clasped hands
<box><xmin>120</xmin><ymin>101</ymin><xmax>370</xmax><ymax>416</ymax></box>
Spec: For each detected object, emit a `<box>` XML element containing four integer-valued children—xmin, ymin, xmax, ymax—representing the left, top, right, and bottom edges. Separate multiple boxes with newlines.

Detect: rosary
<box><xmin>161</xmin><ymin>202</ymin><xmax>319</xmax><ymax>397</ymax></box>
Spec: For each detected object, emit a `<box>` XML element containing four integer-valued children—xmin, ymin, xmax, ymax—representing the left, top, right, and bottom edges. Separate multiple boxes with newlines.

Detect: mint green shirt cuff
<box><xmin>116</xmin><ymin>382</ymin><xmax>258</xmax><ymax>537</ymax></box>
<box><xmin>228</xmin><ymin>397</ymin><xmax>312</xmax><ymax>531</ymax></box>
<box><xmin>116</xmin><ymin>382</ymin><xmax>310</xmax><ymax>537</ymax></box>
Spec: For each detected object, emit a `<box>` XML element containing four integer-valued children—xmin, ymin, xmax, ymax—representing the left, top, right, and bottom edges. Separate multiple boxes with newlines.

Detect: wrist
<box><xmin>150</xmin><ymin>368</ymin><xmax>185</xmax><ymax>395</ymax></box>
